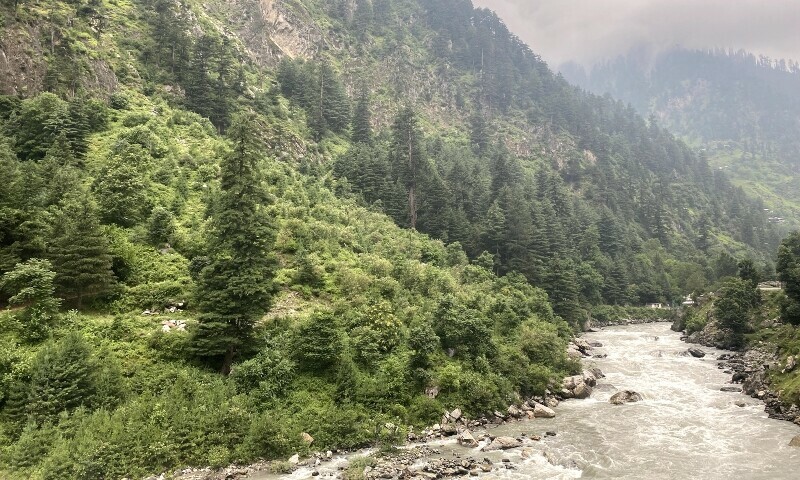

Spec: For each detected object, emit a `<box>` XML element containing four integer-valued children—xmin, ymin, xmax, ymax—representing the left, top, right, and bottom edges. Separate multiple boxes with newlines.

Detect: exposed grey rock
<box><xmin>507</xmin><ymin>405</ymin><xmax>523</xmax><ymax>419</ymax></box>
<box><xmin>609</xmin><ymin>390</ymin><xmax>643</xmax><ymax>405</ymax></box>
<box><xmin>483</xmin><ymin>436</ymin><xmax>522</xmax><ymax>451</ymax></box>
<box><xmin>458</xmin><ymin>429</ymin><xmax>479</xmax><ymax>447</ymax></box>
<box><xmin>688</xmin><ymin>347</ymin><xmax>706</xmax><ymax>358</ymax></box>
<box><xmin>532</xmin><ymin>402</ymin><xmax>556</xmax><ymax>418</ymax></box>
<box><xmin>573</xmin><ymin>382</ymin><xmax>592</xmax><ymax>399</ymax></box>
<box><xmin>790</xmin><ymin>435</ymin><xmax>800</xmax><ymax>447</ymax></box>
<box><xmin>783</xmin><ymin>355</ymin><xmax>796</xmax><ymax>374</ymax></box>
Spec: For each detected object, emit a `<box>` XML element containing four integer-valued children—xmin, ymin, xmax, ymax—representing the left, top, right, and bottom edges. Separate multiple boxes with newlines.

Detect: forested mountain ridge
<box><xmin>562</xmin><ymin>47</ymin><xmax>800</xmax><ymax>230</ymax></box>
<box><xmin>0</xmin><ymin>0</ymin><xmax>788</xmax><ymax>478</ymax></box>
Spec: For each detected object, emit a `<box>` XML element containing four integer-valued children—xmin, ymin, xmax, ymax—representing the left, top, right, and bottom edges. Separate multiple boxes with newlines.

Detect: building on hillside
<box><xmin>646</xmin><ymin>303</ymin><xmax>664</xmax><ymax>309</ymax></box>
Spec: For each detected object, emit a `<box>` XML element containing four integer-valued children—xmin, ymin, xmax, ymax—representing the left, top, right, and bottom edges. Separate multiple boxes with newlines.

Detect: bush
<box><xmin>293</xmin><ymin>312</ymin><xmax>343</xmax><ymax>371</ymax></box>
<box><xmin>407</xmin><ymin>395</ymin><xmax>443</xmax><ymax>427</ymax></box>
<box><xmin>230</xmin><ymin>347</ymin><xmax>295</xmax><ymax>401</ymax></box>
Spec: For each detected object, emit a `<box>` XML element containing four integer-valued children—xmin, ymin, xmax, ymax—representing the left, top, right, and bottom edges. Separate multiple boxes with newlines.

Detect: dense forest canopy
<box><xmin>0</xmin><ymin>0</ymin><xmax>793</xmax><ymax>478</ymax></box>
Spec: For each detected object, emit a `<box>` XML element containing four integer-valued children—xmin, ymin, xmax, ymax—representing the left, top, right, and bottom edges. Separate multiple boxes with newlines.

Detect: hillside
<box><xmin>0</xmin><ymin>0</ymin><xmax>789</xmax><ymax>478</ymax></box>
<box><xmin>562</xmin><ymin>47</ymin><xmax>800</xmax><ymax>230</ymax></box>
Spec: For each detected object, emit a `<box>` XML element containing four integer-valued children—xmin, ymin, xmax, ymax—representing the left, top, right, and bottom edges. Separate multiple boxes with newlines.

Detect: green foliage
<box><xmin>277</xmin><ymin>58</ymin><xmax>351</xmax><ymax>140</ymax></box>
<box><xmin>714</xmin><ymin>278</ymin><xmax>759</xmax><ymax>346</ymax></box>
<box><xmin>146</xmin><ymin>206</ymin><xmax>176</xmax><ymax>246</ymax></box>
<box><xmin>49</xmin><ymin>190</ymin><xmax>116</xmax><ymax>306</ymax></box>
<box><xmin>192</xmin><ymin>112</ymin><xmax>277</xmax><ymax>373</ymax></box>
<box><xmin>777</xmin><ymin>231</ymin><xmax>800</xmax><ymax>325</ymax></box>
<box><xmin>0</xmin><ymin>1</ymin><xmax>789</xmax><ymax>478</ymax></box>
<box><xmin>6</xmin><ymin>332</ymin><xmax>102</xmax><ymax>428</ymax></box>
<box><xmin>1</xmin><ymin>258</ymin><xmax>61</xmax><ymax>341</ymax></box>
<box><xmin>293</xmin><ymin>311</ymin><xmax>343</xmax><ymax>371</ymax></box>
<box><xmin>230</xmin><ymin>345</ymin><xmax>295</xmax><ymax>401</ymax></box>
<box><xmin>94</xmin><ymin>142</ymin><xmax>152</xmax><ymax>227</ymax></box>
<box><xmin>434</xmin><ymin>295</ymin><xmax>493</xmax><ymax>358</ymax></box>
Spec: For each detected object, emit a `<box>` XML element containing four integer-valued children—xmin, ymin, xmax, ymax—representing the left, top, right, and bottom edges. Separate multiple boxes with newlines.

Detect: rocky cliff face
<box><xmin>219</xmin><ymin>0</ymin><xmax>327</xmax><ymax>65</ymax></box>
<box><xmin>0</xmin><ymin>24</ymin><xmax>48</xmax><ymax>96</ymax></box>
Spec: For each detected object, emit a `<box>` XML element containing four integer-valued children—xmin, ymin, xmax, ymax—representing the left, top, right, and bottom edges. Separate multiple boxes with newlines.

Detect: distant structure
<box><xmin>646</xmin><ymin>303</ymin><xmax>664</xmax><ymax>309</ymax></box>
<box><xmin>757</xmin><ymin>281</ymin><xmax>784</xmax><ymax>291</ymax></box>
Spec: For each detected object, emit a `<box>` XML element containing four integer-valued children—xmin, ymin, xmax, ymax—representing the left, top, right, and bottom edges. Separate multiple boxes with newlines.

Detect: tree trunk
<box><xmin>221</xmin><ymin>346</ymin><xmax>235</xmax><ymax>376</ymax></box>
<box><xmin>408</xmin><ymin>186</ymin><xmax>417</xmax><ymax>230</ymax></box>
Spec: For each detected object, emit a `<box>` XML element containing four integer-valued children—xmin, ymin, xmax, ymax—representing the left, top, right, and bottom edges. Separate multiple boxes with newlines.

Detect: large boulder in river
<box><xmin>458</xmin><ymin>429</ymin><xmax>479</xmax><ymax>447</ymax></box>
<box><xmin>790</xmin><ymin>435</ymin><xmax>800</xmax><ymax>447</ymax></box>
<box><xmin>483</xmin><ymin>436</ymin><xmax>522</xmax><ymax>451</ymax></box>
<box><xmin>688</xmin><ymin>347</ymin><xmax>706</xmax><ymax>358</ymax></box>
<box><xmin>573</xmin><ymin>382</ymin><xmax>592</xmax><ymax>399</ymax></box>
<box><xmin>609</xmin><ymin>390</ymin><xmax>643</xmax><ymax>405</ymax></box>
<box><xmin>533</xmin><ymin>402</ymin><xmax>556</xmax><ymax>418</ymax></box>
<box><xmin>561</xmin><ymin>374</ymin><xmax>593</xmax><ymax>399</ymax></box>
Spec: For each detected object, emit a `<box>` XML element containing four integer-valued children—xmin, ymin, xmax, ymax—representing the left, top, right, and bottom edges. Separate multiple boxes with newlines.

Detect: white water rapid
<box><xmin>250</xmin><ymin>323</ymin><xmax>800</xmax><ymax>480</ymax></box>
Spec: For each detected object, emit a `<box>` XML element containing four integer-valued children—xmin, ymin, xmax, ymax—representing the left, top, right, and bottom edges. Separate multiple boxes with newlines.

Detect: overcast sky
<box><xmin>472</xmin><ymin>0</ymin><xmax>800</xmax><ymax>68</ymax></box>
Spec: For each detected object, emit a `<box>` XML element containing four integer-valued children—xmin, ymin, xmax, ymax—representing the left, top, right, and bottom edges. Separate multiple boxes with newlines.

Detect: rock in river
<box><xmin>458</xmin><ymin>429</ymin><xmax>479</xmax><ymax>447</ymax></box>
<box><xmin>483</xmin><ymin>436</ymin><xmax>522</xmax><ymax>451</ymax></box>
<box><xmin>533</xmin><ymin>402</ymin><xmax>556</xmax><ymax>418</ymax></box>
<box><xmin>609</xmin><ymin>390</ymin><xmax>643</xmax><ymax>405</ymax></box>
<box><xmin>790</xmin><ymin>435</ymin><xmax>800</xmax><ymax>447</ymax></box>
<box><xmin>688</xmin><ymin>347</ymin><xmax>706</xmax><ymax>358</ymax></box>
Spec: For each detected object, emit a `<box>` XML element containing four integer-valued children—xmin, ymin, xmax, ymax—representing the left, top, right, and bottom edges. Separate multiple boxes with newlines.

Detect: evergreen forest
<box><xmin>0</xmin><ymin>0</ymin><xmax>795</xmax><ymax>478</ymax></box>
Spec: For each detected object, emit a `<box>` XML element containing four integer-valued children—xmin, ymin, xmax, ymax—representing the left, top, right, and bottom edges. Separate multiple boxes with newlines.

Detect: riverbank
<box><xmin>163</xmin><ymin>334</ymin><xmax>606</xmax><ymax>480</ymax></box>
<box><xmin>164</xmin><ymin>323</ymin><xmax>800</xmax><ymax>480</ymax></box>
<box><xmin>681</xmin><ymin>334</ymin><xmax>800</xmax><ymax>426</ymax></box>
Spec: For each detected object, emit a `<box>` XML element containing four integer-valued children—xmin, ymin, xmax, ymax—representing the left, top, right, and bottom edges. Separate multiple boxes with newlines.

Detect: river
<box><xmin>249</xmin><ymin>323</ymin><xmax>800</xmax><ymax>480</ymax></box>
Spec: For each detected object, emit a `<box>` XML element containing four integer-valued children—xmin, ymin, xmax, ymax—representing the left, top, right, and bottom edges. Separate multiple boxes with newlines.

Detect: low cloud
<box><xmin>472</xmin><ymin>0</ymin><xmax>800</xmax><ymax>67</ymax></box>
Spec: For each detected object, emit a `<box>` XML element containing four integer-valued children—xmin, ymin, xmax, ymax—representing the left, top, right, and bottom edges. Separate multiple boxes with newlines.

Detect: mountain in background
<box><xmin>561</xmin><ymin>47</ymin><xmax>800</xmax><ymax>230</ymax></box>
<box><xmin>0</xmin><ymin>1</ymin><xmax>791</xmax><ymax>477</ymax></box>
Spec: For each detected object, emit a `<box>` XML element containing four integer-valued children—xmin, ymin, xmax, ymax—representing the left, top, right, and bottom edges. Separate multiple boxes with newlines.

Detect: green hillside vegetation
<box><xmin>0</xmin><ymin>91</ymin><xmax>577</xmax><ymax>478</ymax></box>
<box><xmin>0</xmin><ymin>0</ymin><xmax>788</xmax><ymax>478</ymax></box>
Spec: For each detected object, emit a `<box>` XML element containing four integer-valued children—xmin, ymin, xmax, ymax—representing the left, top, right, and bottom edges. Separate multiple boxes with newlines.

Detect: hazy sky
<box><xmin>472</xmin><ymin>0</ymin><xmax>800</xmax><ymax>68</ymax></box>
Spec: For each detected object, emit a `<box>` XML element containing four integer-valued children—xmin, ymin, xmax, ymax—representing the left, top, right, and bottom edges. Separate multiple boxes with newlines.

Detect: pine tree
<box><xmin>545</xmin><ymin>258</ymin><xmax>582</xmax><ymax>326</ymax></box>
<box><xmin>776</xmin><ymin>232</ymin><xmax>800</xmax><ymax>325</ymax></box>
<box><xmin>352</xmin><ymin>86</ymin><xmax>373</xmax><ymax>145</ymax></box>
<box><xmin>147</xmin><ymin>206</ymin><xmax>176</xmax><ymax>246</ymax></box>
<box><xmin>49</xmin><ymin>190</ymin><xmax>115</xmax><ymax>307</ymax></box>
<box><xmin>11</xmin><ymin>332</ymin><xmax>97</xmax><ymax>427</ymax></box>
<box><xmin>192</xmin><ymin>112</ymin><xmax>277</xmax><ymax>374</ymax></box>
<box><xmin>390</xmin><ymin>107</ymin><xmax>425</xmax><ymax>229</ymax></box>
<box><xmin>0</xmin><ymin>259</ymin><xmax>61</xmax><ymax>341</ymax></box>
<box><xmin>94</xmin><ymin>143</ymin><xmax>150</xmax><ymax>227</ymax></box>
<box><xmin>353</xmin><ymin>0</ymin><xmax>374</xmax><ymax>39</ymax></box>
<box><xmin>469</xmin><ymin>109</ymin><xmax>489</xmax><ymax>155</ymax></box>
<box><xmin>186</xmin><ymin>34</ymin><xmax>217</xmax><ymax>125</ymax></box>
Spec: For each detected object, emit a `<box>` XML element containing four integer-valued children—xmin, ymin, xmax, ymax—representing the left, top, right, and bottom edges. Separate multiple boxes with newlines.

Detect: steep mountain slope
<box><xmin>562</xmin><ymin>47</ymin><xmax>800</xmax><ymax>229</ymax></box>
<box><xmin>0</xmin><ymin>0</ymin><xmax>788</xmax><ymax>478</ymax></box>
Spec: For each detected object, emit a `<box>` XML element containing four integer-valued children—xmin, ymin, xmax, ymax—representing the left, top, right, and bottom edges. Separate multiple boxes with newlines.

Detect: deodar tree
<box><xmin>191</xmin><ymin>111</ymin><xmax>277</xmax><ymax>374</ymax></box>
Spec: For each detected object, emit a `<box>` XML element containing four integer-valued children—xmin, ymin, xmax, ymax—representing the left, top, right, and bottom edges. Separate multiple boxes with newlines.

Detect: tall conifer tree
<box><xmin>192</xmin><ymin>112</ymin><xmax>277</xmax><ymax>374</ymax></box>
<box><xmin>49</xmin><ymin>190</ymin><xmax>115</xmax><ymax>307</ymax></box>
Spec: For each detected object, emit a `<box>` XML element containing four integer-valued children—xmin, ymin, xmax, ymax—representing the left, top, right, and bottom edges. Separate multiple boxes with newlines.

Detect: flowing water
<box><xmin>249</xmin><ymin>323</ymin><xmax>800</xmax><ymax>480</ymax></box>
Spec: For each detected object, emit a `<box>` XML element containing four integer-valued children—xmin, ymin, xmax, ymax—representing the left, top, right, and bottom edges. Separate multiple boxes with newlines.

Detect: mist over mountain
<box><xmin>473</xmin><ymin>0</ymin><xmax>800</xmax><ymax>67</ymax></box>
